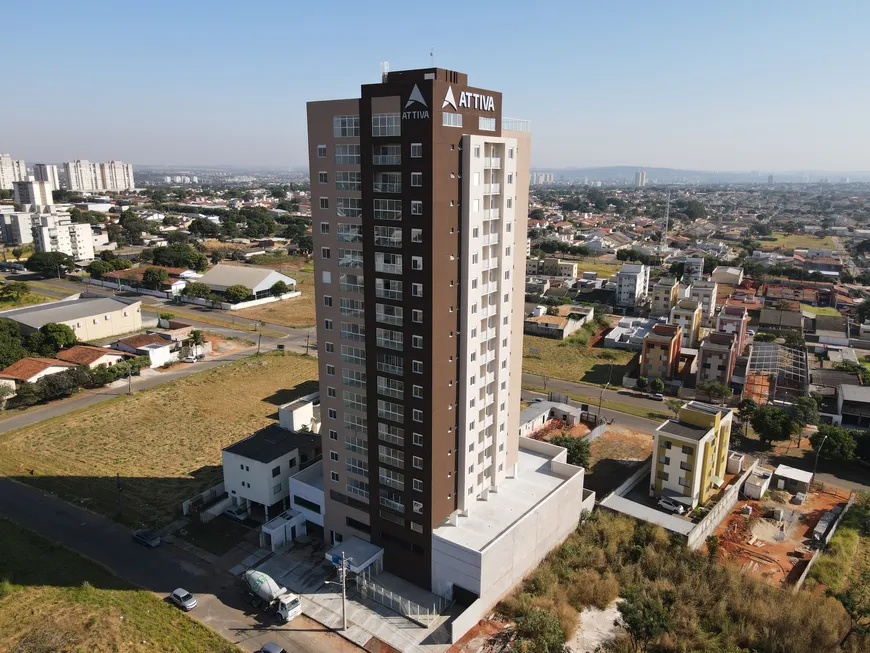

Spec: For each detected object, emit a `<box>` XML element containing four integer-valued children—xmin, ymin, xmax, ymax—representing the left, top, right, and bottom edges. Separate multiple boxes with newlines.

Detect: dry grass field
<box><xmin>0</xmin><ymin>352</ymin><xmax>318</xmax><ymax>526</ymax></box>
<box><xmin>233</xmin><ymin>270</ymin><xmax>316</xmax><ymax>328</ymax></box>
<box><xmin>522</xmin><ymin>334</ymin><xmax>635</xmax><ymax>386</ymax></box>
<box><xmin>0</xmin><ymin>291</ymin><xmax>55</xmax><ymax>311</ymax></box>
<box><xmin>0</xmin><ymin>519</ymin><xmax>239</xmax><ymax>653</ymax></box>
<box><xmin>768</xmin><ymin>232</ymin><xmax>836</xmax><ymax>250</ymax></box>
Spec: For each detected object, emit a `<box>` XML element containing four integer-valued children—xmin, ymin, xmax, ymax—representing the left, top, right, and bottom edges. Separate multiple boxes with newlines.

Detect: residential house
<box><xmin>115</xmin><ymin>333</ymin><xmax>179</xmax><ymax>368</ymax></box>
<box><xmin>711</xmin><ymin>266</ymin><xmax>744</xmax><ymax>285</ymax></box>
<box><xmin>689</xmin><ymin>280</ymin><xmax>718</xmax><ymax>320</ymax></box>
<box><xmin>683</xmin><ymin>257</ymin><xmax>704</xmax><ymax>283</ymax></box>
<box><xmin>223</xmin><ymin>423</ymin><xmax>321</xmax><ymax>521</ymax></box>
<box><xmin>604</xmin><ymin>316</ymin><xmax>661</xmax><ymax>350</ymax></box>
<box><xmin>525</xmin><ymin>277</ymin><xmax>550</xmax><ymax>295</ymax></box>
<box><xmin>837</xmin><ymin>385</ymin><xmax>870</xmax><ymax>429</ymax></box>
<box><xmin>525</xmin><ymin>257</ymin><xmax>577</xmax><ymax>278</ymax></box>
<box><xmin>696</xmin><ymin>332</ymin><xmax>737</xmax><ymax>388</ymax></box>
<box><xmin>519</xmin><ymin>401</ymin><xmax>586</xmax><ymax>438</ymax></box>
<box><xmin>197</xmin><ymin>263</ymin><xmax>296</xmax><ymax>299</ymax></box>
<box><xmin>641</xmin><ymin>324</ymin><xmax>683</xmax><ymax>380</ymax></box>
<box><xmin>0</xmin><ymin>294</ymin><xmax>142</xmax><ymax>341</ymax></box>
<box><xmin>758</xmin><ymin>308</ymin><xmax>803</xmax><ymax>333</ymax></box>
<box><xmin>102</xmin><ymin>266</ymin><xmax>195</xmax><ymax>295</ymax></box>
<box><xmin>651</xmin><ymin>277</ymin><xmax>679</xmax><ymax>317</ymax></box>
<box><xmin>650</xmin><ymin>401</ymin><xmax>733</xmax><ymax>509</ymax></box>
<box><xmin>669</xmin><ymin>300</ymin><xmax>702</xmax><ymax>349</ymax></box>
<box><xmin>716</xmin><ymin>305</ymin><xmax>749</xmax><ymax>352</ymax></box>
<box><xmin>55</xmin><ymin>345</ymin><xmax>132</xmax><ymax>369</ymax></box>
<box><xmin>523</xmin><ymin>306</ymin><xmax>594</xmax><ymax>339</ymax></box>
<box><xmin>0</xmin><ymin>357</ymin><xmax>79</xmax><ymax>389</ymax></box>
<box><xmin>811</xmin><ymin>315</ymin><xmax>850</xmax><ymax>347</ymax></box>
<box><xmin>615</xmin><ymin>263</ymin><xmax>649</xmax><ymax>308</ymax></box>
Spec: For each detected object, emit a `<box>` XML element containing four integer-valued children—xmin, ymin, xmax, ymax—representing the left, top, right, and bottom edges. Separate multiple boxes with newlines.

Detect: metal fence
<box><xmin>356</xmin><ymin>573</ymin><xmax>450</xmax><ymax>627</ymax></box>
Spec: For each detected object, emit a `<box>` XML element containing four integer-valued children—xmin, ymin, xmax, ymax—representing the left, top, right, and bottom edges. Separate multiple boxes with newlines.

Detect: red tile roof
<box><xmin>0</xmin><ymin>357</ymin><xmax>78</xmax><ymax>381</ymax></box>
<box><xmin>56</xmin><ymin>345</ymin><xmax>131</xmax><ymax>366</ymax></box>
<box><xmin>118</xmin><ymin>334</ymin><xmax>171</xmax><ymax>349</ymax></box>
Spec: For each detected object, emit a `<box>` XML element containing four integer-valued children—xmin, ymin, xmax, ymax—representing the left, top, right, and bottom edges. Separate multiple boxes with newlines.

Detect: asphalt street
<box><xmin>519</xmin><ymin>387</ymin><xmax>660</xmax><ymax>433</ymax></box>
<box><xmin>0</xmin><ymin>477</ymin><xmax>361</xmax><ymax>653</ymax></box>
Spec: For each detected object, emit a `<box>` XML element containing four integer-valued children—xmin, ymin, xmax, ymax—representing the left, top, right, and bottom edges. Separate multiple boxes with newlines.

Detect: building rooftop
<box><xmin>840</xmin><ymin>384</ymin><xmax>870</xmax><ymax>404</ymax></box>
<box><xmin>773</xmin><ymin>464</ymin><xmax>813</xmax><ymax>485</ymax></box>
<box><xmin>0</xmin><ymin>294</ymin><xmax>138</xmax><ymax>330</ymax></box>
<box><xmin>432</xmin><ymin>446</ymin><xmax>575</xmax><ymax>551</ymax></box>
<box><xmin>0</xmin><ymin>357</ymin><xmax>77</xmax><ymax>381</ymax></box>
<box><xmin>223</xmin><ymin>424</ymin><xmax>320</xmax><ymax>464</ymax></box>
<box><xmin>518</xmin><ymin>401</ymin><xmax>579</xmax><ymax>426</ymax></box>
<box><xmin>198</xmin><ymin>263</ymin><xmax>294</xmax><ymax>290</ymax></box>
<box><xmin>117</xmin><ymin>333</ymin><xmax>171</xmax><ymax>349</ymax></box>
<box><xmin>811</xmin><ymin>368</ymin><xmax>860</xmax><ymax>388</ymax></box>
<box><xmin>56</xmin><ymin>345</ymin><xmax>131</xmax><ymax>366</ymax></box>
<box><xmin>658</xmin><ymin>419</ymin><xmax>710</xmax><ymax>441</ymax></box>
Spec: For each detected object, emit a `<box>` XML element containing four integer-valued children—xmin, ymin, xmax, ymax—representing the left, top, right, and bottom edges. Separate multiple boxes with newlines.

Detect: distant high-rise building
<box><xmin>32</xmin><ymin>212</ymin><xmax>95</xmax><ymax>260</ymax></box>
<box><xmin>13</xmin><ymin>177</ymin><xmax>54</xmax><ymax>209</ymax></box>
<box><xmin>634</xmin><ymin>170</ymin><xmax>646</xmax><ymax>187</ymax></box>
<box><xmin>33</xmin><ymin>164</ymin><xmax>61</xmax><ymax>191</ymax></box>
<box><xmin>767</xmin><ymin>174</ymin><xmax>774</xmax><ymax>185</ymax></box>
<box><xmin>0</xmin><ymin>154</ymin><xmax>27</xmax><ymax>190</ymax></box>
<box><xmin>63</xmin><ymin>160</ymin><xmax>135</xmax><ymax>191</ymax></box>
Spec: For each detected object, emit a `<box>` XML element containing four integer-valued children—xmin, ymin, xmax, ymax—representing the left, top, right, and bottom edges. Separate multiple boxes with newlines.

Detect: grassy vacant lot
<box><xmin>234</xmin><ymin>270</ymin><xmax>316</xmax><ymax>328</ymax></box>
<box><xmin>499</xmin><ymin>511</ymin><xmax>857</xmax><ymax>653</ymax></box>
<box><xmin>768</xmin><ymin>232</ymin><xmax>836</xmax><ymax>250</ymax></box>
<box><xmin>0</xmin><ymin>352</ymin><xmax>318</xmax><ymax>526</ymax></box>
<box><xmin>0</xmin><ymin>519</ymin><xmax>238</xmax><ymax>653</ymax></box>
<box><xmin>0</xmin><ymin>291</ymin><xmax>55</xmax><ymax>310</ymax></box>
<box><xmin>569</xmin><ymin>260</ymin><xmax>622</xmax><ymax>278</ymax></box>
<box><xmin>809</xmin><ymin>494</ymin><xmax>870</xmax><ymax>591</ymax></box>
<box><xmin>800</xmin><ymin>303</ymin><xmax>842</xmax><ymax>316</ymax></box>
<box><xmin>522</xmin><ymin>334</ymin><xmax>635</xmax><ymax>386</ymax></box>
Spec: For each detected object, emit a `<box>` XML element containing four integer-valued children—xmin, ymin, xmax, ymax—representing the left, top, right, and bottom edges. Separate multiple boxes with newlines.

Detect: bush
<box><xmin>810</xmin><ymin>527</ymin><xmax>859</xmax><ymax>590</ymax></box>
<box><xmin>515</xmin><ymin>608</ymin><xmax>566</xmax><ymax>653</ymax></box>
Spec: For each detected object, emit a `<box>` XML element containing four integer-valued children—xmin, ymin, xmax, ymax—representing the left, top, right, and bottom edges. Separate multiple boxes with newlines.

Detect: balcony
<box><xmin>375</xmin><ymin>263</ymin><xmax>402</xmax><ymax>275</ymax></box>
<box><xmin>380</xmin><ymin>496</ymin><xmax>405</xmax><ymax>512</ymax></box>
<box><xmin>483</xmin><ymin>209</ymin><xmax>500</xmax><ymax>220</ymax></box>
<box><xmin>377</xmin><ymin>361</ymin><xmax>403</xmax><ymax>376</ymax></box>
<box><xmin>484</xmin><ymin>183</ymin><xmax>500</xmax><ymax>195</ymax></box>
<box><xmin>373</xmin><ymin>155</ymin><xmax>401</xmax><ymax>165</ymax></box>
<box><xmin>376</xmin><ymin>337</ymin><xmax>403</xmax><ymax>352</ymax></box>
<box><xmin>483</xmin><ymin>233</ymin><xmax>499</xmax><ymax>245</ymax></box>
<box><xmin>374</xmin><ymin>236</ymin><xmax>402</xmax><ymax>248</ymax></box>
<box><xmin>481</xmin><ymin>258</ymin><xmax>499</xmax><ymax>271</ymax></box>
<box><xmin>374</xmin><ymin>182</ymin><xmax>402</xmax><ymax>193</ymax></box>
<box><xmin>484</xmin><ymin>157</ymin><xmax>501</xmax><ymax>169</ymax></box>
<box><xmin>482</xmin><ymin>349</ymin><xmax>496</xmax><ymax>364</ymax></box>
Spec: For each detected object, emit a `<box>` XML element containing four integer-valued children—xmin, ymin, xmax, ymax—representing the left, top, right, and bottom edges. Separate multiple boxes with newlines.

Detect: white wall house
<box><xmin>222</xmin><ymin>424</ymin><xmax>321</xmax><ymax>521</ymax></box>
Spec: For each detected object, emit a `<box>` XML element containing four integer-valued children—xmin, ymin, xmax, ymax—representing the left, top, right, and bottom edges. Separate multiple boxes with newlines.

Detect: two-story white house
<box><xmin>222</xmin><ymin>424</ymin><xmax>321</xmax><ymax>521</ymax></box>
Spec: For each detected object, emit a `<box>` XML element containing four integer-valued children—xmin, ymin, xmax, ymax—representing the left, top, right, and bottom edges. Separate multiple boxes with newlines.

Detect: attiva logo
<box><xmin>442</xmin><ymin>85</ymin><xmax>495</xmax><ymax>112</ymax></box>
<box><xmin>403</xmin><ymin>84</ymin><xmax>430</xmax><ymax>120</ymax></box>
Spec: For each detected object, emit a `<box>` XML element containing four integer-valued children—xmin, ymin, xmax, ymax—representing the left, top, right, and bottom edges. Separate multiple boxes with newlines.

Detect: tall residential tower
<box><xmin>307</xmin><ymin>68</ymin><xmax>531</xmax><ymax>589</ymax></box>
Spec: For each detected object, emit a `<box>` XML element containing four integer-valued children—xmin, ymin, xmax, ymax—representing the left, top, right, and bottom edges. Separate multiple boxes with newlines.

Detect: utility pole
<box><xmin>116</xmin><ymin>473</ymin><xmax>123</xmax><ymax>517</ymax></box>
<box><xmin>340</xmin><ymin>550</ymin><xmax>347</xmax><ymax>631</ymax></box>
<box><xmin>812</xmin><ymin>434</ymin><xmax>829</xmax><ymax>482</ymax></box>
<box><xmin>305</xmin><ymin>333</ymin><xmax>310</xmax><ymax>356</ymax></box>
<box><xmin>257</xmin><ymin>322</ymin><xmax>263</xmax><ymax>355</ymax></box>
<box><xmin>127</xmin><ymin>365</ymin><xmax>133</xmax><ymax>396</ymax></box>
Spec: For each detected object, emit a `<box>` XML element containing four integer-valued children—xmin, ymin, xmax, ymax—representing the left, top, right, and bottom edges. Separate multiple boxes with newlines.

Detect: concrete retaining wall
<box><xmin>600</xmin><ymin>457</ymin><xmax>652</xmax><ymax>504</ymax></box>
<box><xmin>686</xmin><ymin>459</ymin><xmax>758</xmax><ymax>550</ymax></box>
<box><xmin>181</xmin><ymin>482</ymin><xmax>225</xmax><ymax>517</ymax></box>
<box><xmin>200</xmin><ymin>496</ymin><xmax>233</xmax><ymax>523</ymax></box>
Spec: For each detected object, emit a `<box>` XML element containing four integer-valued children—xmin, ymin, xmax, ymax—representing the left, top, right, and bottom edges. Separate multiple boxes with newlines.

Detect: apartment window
<box><xmin>411</xmin><ymin>228</ymin><xmax>422</xmax><ymax>243</ymax></box>
<box><xmin>338</xmin><ymin>248</ymin><xmax>363</xmax><ymax>268</ymax></box>
<box><xmin>323</xmin><ymin>319</ymin><xmax>333</xmax><ymax>330</ymax></box>
<box><xmin>679</xmin><ymin>477</ymin><xmax>691</xmax><ymax>488</ymax></box>
<box><xmin>346</xmin><ymin>456</ymin><xmax>369</xmax><ymax>477</ymax></box>
<box><xmin>413</xmin><ymin>504</ymin><xmax>423</xmax><ymax>517</ymax></box>
<box><xmin>374</xmin><ymin>225</ymin><xmax>402</xmax><ymax>248</ymax></box>
<box><xmin>323</xmin><ymin>296</ymin><xmax>333</xmax><ymax>307</ymax></box>
<box><xmin>411</xmin><ymin>200</ymin><xmax>423</xmax><ymax>215</ymax></box>
<box><xmin>375</xmin><ymin>252</ymin><xmax>402</xmax><ymax>274</ymax></box>
<box><xmin>373</xmin><ymin>143</ymin><xmax>400</xmax><ymax>165</ymax></box>
<box><xmin>508</xmin><ymin>147</ymin><xmax>514</xmax><ymax>159</ymax></box>
<box><xmin>413</xmin><ymin>456</ymin><xmax>423</xmax><ymax>469</ymax></box>
<box><xmin>379</xmin><ymin>444</ymin><xmax>404</xmax><ymax>468</ymax></box>
<box><xmin>333</xmin><ymin>114</ymin><xmax>360</xmax><ymax>137</ymax></box>
<box><xmin>322</xmin><ymin>271</ymin><xmax>331</xmax><ymax>283</ymax></box>
<box><xmin>342</xmin><ymin>368</ymin><xmax>367</xmax><ymax>388</ymax></box>
<box><xmin>319</xmin><ymin>197</ymin><xmax>329</xmax><ymax>210</ymax></box>
<box><xmin>326</xmin><ymin>364</ymin><xmax>335</xmax><ymax>376</ymax></box>
<box><xmin>443</xmin><ymin>112</ymin><xmax>463</xmax><ymax>127</ymax></box>
<box><xmin>374</xmin><ymin>171</ymin><xmax>401</xmax><ymax>193</ymax></box>
<box><xmin>318</xmin><ymin>171</ymin><xmax>327</xmax><ymax>184</ymax></box>
<box><xmin>337</xmin><ymin>222</ymin><xmax>362</xmax><ymax>243</ymax></box>
<box><xmin>344</xmin><ymin>413</ymin><xmax>368</xmax><ymax>436</ymax></box>
<box><xmin>413</xmin><ymin>433</ymin><xmax>423</xmax><ymax>446</ymax></box>
<box><xmin>336</xmin><ymin>198</ymin><xmax>363</xmax><ymax>219</ymax></box>
<box><xmin>376</xmin><ymin>327</ymin><xmax>403</xmax><ymax>351</ymax></box>
<box><xmin>335</xmin><ymin>144</ymin><xmax>361</xmax><ymax>164</ymax></box>
<box><xmin>324</xmin><ymin>342</ymin><xmax>334</xmax><ymax>353</ymax></box>
<box><xmin>473</xmin><ymin>145</ymin><xmax>481</xmax><ymax>158</ymax></box>
<box><xmin>380</xmin><ymin>467</ymin><xmax>405</xmax><ymax>491</ymax></box>
<box><xmin>329</xmin><ymin>429</ymin><xmax>338</xmax><ymax>440</ymax></box>
<box><xmin>330</xmin><ymin>471</ymin><xmax>339</xmax><ymax>482</ymax></box>
<box><xmin>319</xmin><ymin>222</ymin><xmax>330</xmax><ymax>235</ymax></box>
<box><xmin>410</xmin><ymin>143</ymin><xmax>422</xmax><ymax>158</ymax></box>
<box><xmin>339</xmin><ymin>298</ymin><xmax>364</xmax><ymax>318</ymax></box>
<box><xmin>317</xmin><ymin>145</ymin><xmax>326</xmax><ymax>158</ymax></box>
<box><xmin>411</xmin><ymin>172</ymin><xmax>423</xmax><ymax>187</ymax></box>
<box><xmin>375</xmin><ymin>278</ymin><xmax>402</xmax><ymax>301</ymax></box>
<box><xmin>413</xmin><ymin>479</ymin><xmax>423</xmax><ymax>492</ymax></box>
<box><xmin>341</xmin><ymin>344</ymin><xmax>366</xmax><ymax>366</ymax></box>
<box><xmin>377</xmin><ymin>376</ymin><xmax>404</xmax><ymax>400</ymax></box>
<box><xmin>376</xmin><ymin>303</ymin><xmax>403</xmax><ymax>326</ymax></box>
<box><xmin>412</xmin><ymin>384</ymin><xmax>423</xmax><ymax>398</ymax></box>
<box><xmin>339</xmin><ymin>273</ymin><xmax>364</xmax><ymax>295</ymax></box>
<box><xmin>411</xmin><ymin>283</ymin><xmax>422</xmax><ymax>297</ymax></box>
<box><xmin>347</xmin><ymin>478</ymin><xmax>369</xmax><ymax>498</ymax></box>
<box><xmin>412</xmin><ymin>409</ymin><xmax>423</xmax><ymax>423</ymax></box>
<box><xmin>412</xmin><ymin>309</ymin><xmax>422</xmax><ymax>323</ymax></box>
<box><xmin>372</xmin><ymin>112</ymin><xmax>401</xmax><ymax>137</ymax></box>
<box><xmin>479</xmin><ymin>116</ymin><xmax>496</xmax><ymax>131</ymax></box>
<box><xmin>320</xmin><ymin>247</ymin><xmax>330</xmax><ymax>259</ymax></box>
<box><xmin>412</xmin><ymin>335</ymin><xmax>423</xmax><ymax>349</ymax></box>
<box><xmin>378</xmin><ymin>422</ymin><xmax>405</xmax><ymax>446</ymax></box>
<box><xmin>412</xmin><ymin>360</ymin><xmax>423</xmax><ymax>374</ymax></box>
<box><xmin>343</xmin><ymin>390</ymin><xmax>367</xmax><ymax>413</ymax></box>
<box><xmin>374</xmin><ymin>198</ymin><xmax>402</xmax><ymax>221</ymax></box>
<box><xmin>335</xmin><ymin>171</ymin><xmax>362</xmax><ymax>192</ymax></box>
<box><xmin>507</xmin><ymin>198</ymin><xmax>513</xmax><ymax>209</ymax></box>
<box><xmin>377</xmin><ymin>352</ymin><xmax>403</xmax><ymax>376</ymax></box>
<box><xmin>328</xmin><ymin>408</ymin><xmax>337</xmax><ymax>419</ymax></box>
<box><xmin>680</xmin><ymin>461</ymin><xmax>692</xmax><ymax>472</ymax></box>
<box><xmin>330</xmin><ymin>451</ymin><xmax>339</xmax><ymax>462</ymax></box>
<box><xmin>411</xmin><ymin>256</ymin><xmax>423</xmax><ymax>271</ymax></box>
<box><xmin>507</xmin><ymin>173</ymin><xmax>513</xmax><ymax>184</ymax></box>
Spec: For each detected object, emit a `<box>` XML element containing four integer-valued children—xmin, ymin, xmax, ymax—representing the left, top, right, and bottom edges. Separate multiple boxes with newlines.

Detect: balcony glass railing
<box><xmin>373</xmin><ymin>155</ymin><xmax>401</xmax><ymax>165</ymax></box>
<box><xmin>374</xmin><ymin>182</ymin><xmax>402</xmax><ymax>193</ymax></box>
<box><xmin>484</xmin><ymin>157</ymin><xmax>501</xmax><ymax>168</ymax></box>
<box><xmin>484</xmin><ymin>183</ymin><xmax>500</xmax><ymax>194</ymax></box>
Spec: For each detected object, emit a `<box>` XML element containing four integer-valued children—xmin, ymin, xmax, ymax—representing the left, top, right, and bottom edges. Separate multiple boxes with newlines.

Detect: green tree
<box><xmin>40</xmin><ymin>323</ymin><xmax>76</xmax><ymax>351</ymax></box>
<box><xmin>189</xmin><ymin>330</ymin><xmax>205</xmax><ymax>347</ymax></box>
<box><xmin>665</xmin><ymin>398</ymin><xmax>683</xmax><ymax>418</ymax></box>
<box><xmin>151</xmin><ymin>243</ymin><xmax>208</xmax><ymax>272</ymax></box>
<box><xmin>750</xmin><ymin>405</ymin><xmax>798</xmax><ymax>444</ymax></box>
<box><xmin>224</xmin><ymin>284</ymin><xmax>251</xmax><ymax>303</ymax></box>
<box><xmin>25</xmin><ymin>251</ymin><xmax>74</xmax><ymax>277</ymax></box>
<box><xmin>635</xmin><ymin>376</ymin><xmax>648</xmax><ymax>391</ymax></box>
<box><xmin>0</xmin><ymin>281</ymin><xmax>29</xmax><ymax>303</ymax></box>
<box><xmin>295</xmin><ymin>234</ymin><xmax>313</xmax><ymax>254</ymax></box>
<box><xmin>142</xmin><ymin>267</ymin><xmax>169</xmax><ymax>290</ymax></box>
<box><xmin>828</xmin><ymin>569</ymin><xmax>870</xmax><ymax>649</ymax></box>
<box><xmin>650</xmin><ymin>378</ymin><xmax>665</xmax><ymax>394</ymax></box>
<box><xmin>549</xmin><ymin>435</ymin><xmax>591</xmax><ymax>468</ymax></box>
<box><xmin>515</xmin><ymin>608</ymin><xmax>565</xmax><ymax>653</ymax></box>
<box><xmin>697</xmin><ymin>380</ymin><xmax>730</xmax><ymax>404</ymax></box>
<box><xmin>210</xmin><ymin>251</ymin><xmax>224</xmax><ymax>265</ymax></box>
<box><xmin>11</xmin><ymin>381</ymin><xmax>40</xmax><ymax>407</ymax></box>
<box><xmin>616</xmin><ymin>586</ymin><xmax>674</xmax><ymax>653</ymax></box>
<box><xmin>783</xmin><ymin>331</ymin><xmax>805</xmax><ymax>348</ymax></box>
<box><xmin>790</xmin><ymin>396</ymin><xmax>820</xmax><ymax>428</ymax></box>
<box><xmin>86</xmin><ymin>259</ymin><xmax>113</xmax><ymax>280</ymax></box>
<box><xmin>189</xmin><ymin>217</ymin><xmax>221</xmax><ymax>238</ymax></box>
<box><xmin>737</xmin><ymin>398</ymin><xmax>758</xmax><ymax>428</ymax></box>
<box><xmin>11</xmin><ymin>248</ymin><xmax>22</xmax><ymax>260</ymax></box>
<box><xmin>159</xmin><ymin>312</ymin><xmax>175</xmax><ymax>321</ymax></box>
<box><xmin>270</xmin><ymin>280</ymin><xmax>289</xmax><ymax>297</ymax></box>
<box><xmin>0</xmin><ymin>384</ymin><xmax>14</xmax><ymax>410</ymax></box>
<box><xmin>181</xmin><ymin>281</ymin><xmax>211</xmax><ymax>299</ymax></box>
<box><xmin>810</xmin><ymin>425</ymin><xmax>857</xmax><ymax>461</ymax></box>
<box><xmin>706</xmin><ymin>534</ymin><xmax>720</xmax><ymax>561</ymax></box>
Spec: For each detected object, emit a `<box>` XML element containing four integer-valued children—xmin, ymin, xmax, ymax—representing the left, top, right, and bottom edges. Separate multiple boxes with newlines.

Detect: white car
<box><xmin>170</xmin><ymin>588</ymin><xmax>197</xmax><ymax>611</ymax></box>
<box><xmin>657</xmin><ymin>497</ymin><xmax>686</xmax><ymax>515</ymax></box>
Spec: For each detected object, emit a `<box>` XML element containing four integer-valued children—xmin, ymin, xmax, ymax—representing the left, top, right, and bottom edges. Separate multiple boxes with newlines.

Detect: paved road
<box><xmin>520</xmin><ymin>387</ymin><xmax>660</xmax><ymax>433</ymax></box>
<box><xmin>522</xmin><ymin>373</ymin><xmax>670</xmax><ymax>411</ymax></box>
<box><xmin>0</xmin><ymin>477</ymin><xmax>361</xmax><ymax>653</ymax></box>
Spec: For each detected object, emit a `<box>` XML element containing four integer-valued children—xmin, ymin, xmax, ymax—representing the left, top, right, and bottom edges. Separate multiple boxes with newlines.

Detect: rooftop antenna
<box><xmin>430</xmin><ymin>47</ymin><xmax>434</xmax><ymax>67</ymax></box>
<box><xmin>663</xmin><ymin>186</ymin><xmax>671</xmax><ymax>246</ymax></box>
<box><xmin>380</xmin><ymin>61</ymin><xmax>389</xmax><ymax>83</ymax></box>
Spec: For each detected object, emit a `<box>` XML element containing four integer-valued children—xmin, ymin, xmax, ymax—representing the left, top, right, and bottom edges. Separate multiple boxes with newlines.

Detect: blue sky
<box><xmin>4</xmin><ymin>0</ymin><xmax>868</xmax><ymax>171</ymax></box>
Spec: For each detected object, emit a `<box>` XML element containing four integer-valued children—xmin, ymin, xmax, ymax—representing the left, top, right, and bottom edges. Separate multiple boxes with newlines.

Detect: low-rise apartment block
<box><xmin>697</xmin><ymin>332</ymin><xmax>737</xmax><ymax>388</ymax></box>
<box><xmin>615</xmin><ymin>263</ymin><xmax>649</xmax><ymax>308</ymax></box>
<box><xmin>650</xmin><ymin>401</ymin><xmax>733</xmax><ymax>509</ymax></box>
<box><xmin>669</xmin><ymin>300</ymin><xmax>702</xmax><ymax>349</ymax></box>
<box><xmin>716</xmin><ymin>305</ymin><xmax>749</xmax><ymax>352</ymax></box>
<box><xmin>690</xmin><ymin>280</ymin><xmax>718</xmax><ymax>319</ymax></box>
<box><xmin>32</xmin><ymin>213</ymin><xmax>95</xmax><ymax>260</ymax></box>
<box><xmin>641</xmin><ymin>323</ymin><xmax>682</xmax><ymax>380</ymax></box>
<box><xmin>525</xmin><ymin>256</ymin><xmax>578</xmax><ymax>278</ymax></box>
<box><xmin>651</xmin><ymin>276</ymin><xmax>679</xmax><ymax>317</ymax></box>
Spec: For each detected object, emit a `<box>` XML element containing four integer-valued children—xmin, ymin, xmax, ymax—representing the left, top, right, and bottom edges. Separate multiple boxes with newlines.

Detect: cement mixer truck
<box><xmin>242</xmin><ymin>570</ymin><xmax>303</xmax><ymax>623</ymax></box>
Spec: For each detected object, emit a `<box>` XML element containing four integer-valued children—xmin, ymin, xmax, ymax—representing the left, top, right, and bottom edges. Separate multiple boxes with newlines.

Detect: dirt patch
<box><xmin>567</xmin><ymin>600</ymin><xmax>622</xmax><ymax>653</ymax></box>
<box><xmin>530</xmin><ymin>420</ymin><xmax>591</xmax><ymax>441</ymax></box>
<box><xmin>590</xmin><ymin>426</ymin><xmax>654</xmax><ymax>464</ymax></box>
<box><xmin>447</xmin><ymin>616</ymin><xmax>509</xmax><ymax>653</ymax></box>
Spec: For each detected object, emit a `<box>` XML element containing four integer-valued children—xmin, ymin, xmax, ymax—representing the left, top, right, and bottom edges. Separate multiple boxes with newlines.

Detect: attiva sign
<box><xmin>403</xmin><ymin>84</ymin><xmax>430</xmax><ymax>120</ymax></box>
<box><xmin>442</xmin><ymin>85</ymin><xmax>495</xmax><ymax>112</ymax></box>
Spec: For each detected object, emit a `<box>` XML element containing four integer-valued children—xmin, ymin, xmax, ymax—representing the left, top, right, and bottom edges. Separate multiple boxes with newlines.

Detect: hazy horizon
<box><xmin>4</xmin><ymin>1</ymin><xmax>868</xmax><ymax>172</ymax></box>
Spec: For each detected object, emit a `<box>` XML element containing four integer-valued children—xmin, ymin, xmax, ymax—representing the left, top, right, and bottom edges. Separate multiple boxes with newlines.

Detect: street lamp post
<box><xmin>812</xmin><ymin>433</ymin><xmax>829</xmax><ymax>482</ymax></box>
<box><xmin>596</xmin><ymin>361</ymin><xmax>614</xmax><ymax>424</ymax></box>
<box><xmin>324</xmin><ymin>551</ymin><xmax>352</xmax><ymax>630</ymax></box>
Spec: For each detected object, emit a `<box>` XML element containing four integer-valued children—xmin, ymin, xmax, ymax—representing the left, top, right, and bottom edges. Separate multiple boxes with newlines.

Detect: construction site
<box><xmin>743</xmin><ymin>342</ymin><xmax>809</xmax><ymax>406</ymax></box>
<box><xmin>714</xmin><ymin>486</ymin><xmax>848</xmax><ymax>589</ymax></box>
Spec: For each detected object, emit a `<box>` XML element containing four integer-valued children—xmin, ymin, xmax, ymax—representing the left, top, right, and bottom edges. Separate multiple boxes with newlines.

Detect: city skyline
<box><xmin>4</xmin><ymin>0</ymin><xmax>869</xmax><ymax>171</ymax></box>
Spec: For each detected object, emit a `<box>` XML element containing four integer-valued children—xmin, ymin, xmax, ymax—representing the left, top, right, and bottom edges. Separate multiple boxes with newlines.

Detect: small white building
<box><xmin>198</xmin><ymin>263</ymin><xmax>297</xmax><ymax>299</ymax></box>
<box><xmin>222</xmin><ymin>424</ymin><xmax>321</xmax><ymax>521</ymax></box>
<box><xmin>615</xmin><ymin>263</ymin><xmax>649</xmax><ymax>308</ymax></box>
<box><xmin>711</xmin><ymin>266</ymin><xmax>744</xmax><ymax>285</ymax></box>
<box><xmin>114</xmin><ymin>333</ymin><xmax>179</xmax><ymax>367</ymax></box>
